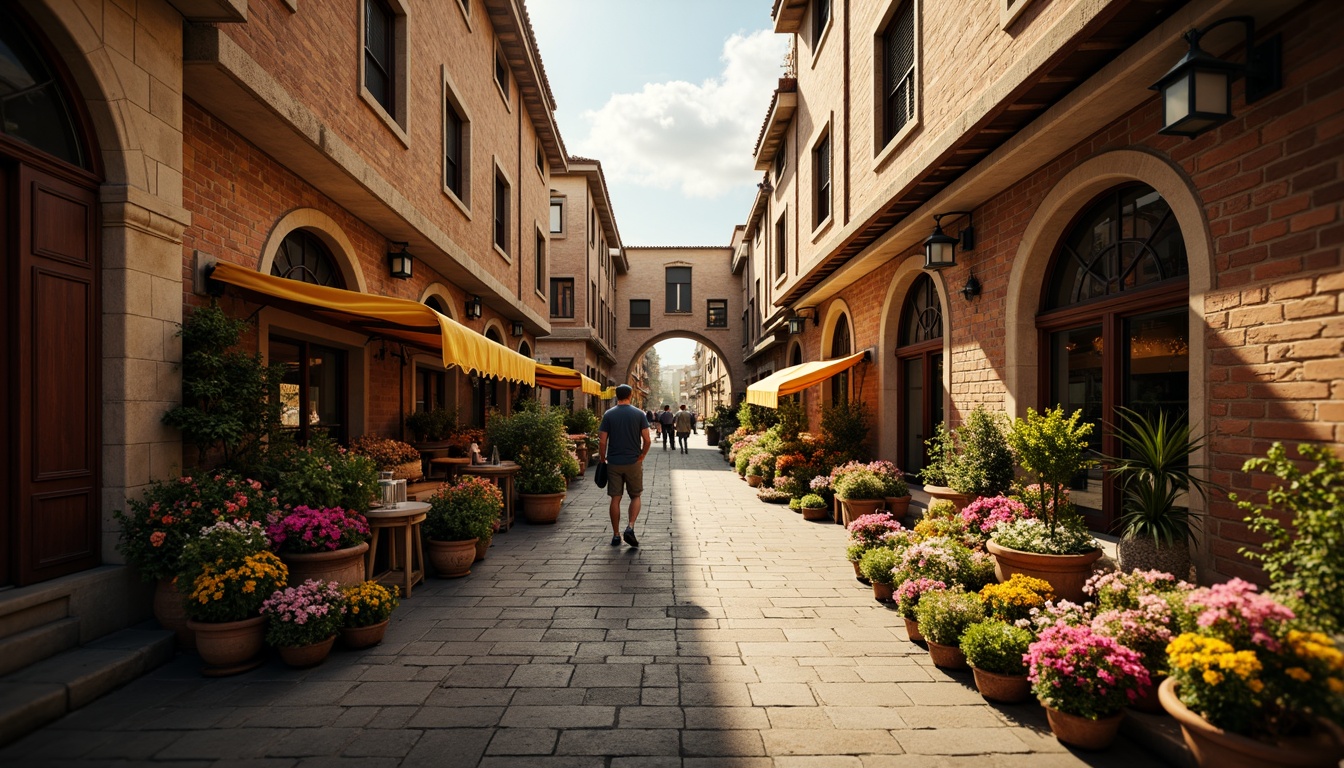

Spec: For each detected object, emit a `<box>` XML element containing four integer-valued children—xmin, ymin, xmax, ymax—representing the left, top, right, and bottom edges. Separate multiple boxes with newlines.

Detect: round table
<box><xmin>458</xmin><ymin>462</ymin><xmax>520</xmax><ymax>531</ymax></box>
<box><xmin>429</xmin><ymin>456</ymin><xmax>471</xmax><ymax>482</ymax></box>
<box><xmin>365</xmin><ymin>501</ymin><xmax>430</xmax><ymax>597</ymax></box>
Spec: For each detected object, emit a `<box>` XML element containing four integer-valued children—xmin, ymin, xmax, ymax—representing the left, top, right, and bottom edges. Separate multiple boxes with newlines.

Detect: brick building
<box><xmin>0</xmin><ymin>0</ymin><xmax>572</xmax><ymax>644</ymax></box>
<box><xmin>536</xmin><ymin>156</ymin><xmax>625</xmax><ymax>412</ymax></box>
<box><xmin>745</xmin><ymin>0</ymin><xmax>1344</xmax><ymax>581</ymax></box>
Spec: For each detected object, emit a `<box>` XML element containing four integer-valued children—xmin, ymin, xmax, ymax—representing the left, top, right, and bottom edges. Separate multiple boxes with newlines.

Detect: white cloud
<box><xmin>575</xmin><ymin>30</ymin><xmax>788</xmax><ymax>199</ymax></box>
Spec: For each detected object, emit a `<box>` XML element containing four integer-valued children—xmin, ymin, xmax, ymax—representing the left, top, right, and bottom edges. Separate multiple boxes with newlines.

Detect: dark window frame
<box><xmin>707</xmin><ymin>299</ymin><xmax>728</xmax><ymax>328</ymax></box>
<box><xmin>630</xmin><ymin>299</ymin><xmax>651</xmax><ymax>329</ymax></box>
<box><xmin>535</xmin><ymin>229</ymin><xmax>546</xmax><ymax>294</ymax></box>
<box><xmin>444</xmin><ymin>98</ymin><xmax>464</xmax><ymax>197</ymax></box>
<box><xmin>550</xmin><ymin>277</ymin><xmax>574</xmax><ymax>318</ymax></box>
<box><xmin>494</xmin><ymin>46</ymin><xmax>510</xmax><ymax>100</ymax></box>
<box><xmin>882</xmin><ymin>0</ymin><xmax>916</xmax><ymax>145</ymax></box>
<box><xmin>775</xmin><ymin>212</ymin><xmax>787</xmax><ymax>277</ymax></box>
<box><xmin>493</xmin><ymin>170</ymin><xmax>510</xmax><ymax>254</ymax></box>
<box><xmin>813</xmin><ymin>0</ymin><xmax>831</xmax><ymax>45</ymax></box>
<box><xmin>814</xmin><ymin>131</ymin><xmax>831</xmax><ymax>226</ymax></box>
<box><xmin>666</xmin><ymin>266</ymin><xmax>692</xmax><ymax>313</ymax></box>
<box><xmin>364</xmin><ymin>0</ymin><xmax>396</xmax><ymax>114</ymax></box>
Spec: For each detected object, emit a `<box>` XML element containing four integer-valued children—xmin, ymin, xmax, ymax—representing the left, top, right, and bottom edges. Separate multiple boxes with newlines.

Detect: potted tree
<box><xmin>424</xmin><ymin>476</ymin><xmax>502</xmax><ymax>578</ymax></box>
<box><xmin>260</xmin><ymin>579</ymin><xmax>346</xmax><ymax>668</ymax></box>
<box><xmin>835</xmin><ymin>468</ymin><xmax>887</xmax><ymax>525</ymax></box>
<box><xmin>961</xmin><ymin>619</ymin><xmax>1034</xmax><ymax>703</ymax></box>
<box><xmin>1104</xmin><ymin>407</ymin><xmax>1215</xmax><ymax>576</ymax></box>
<box><xmin>921</xmin><ymin>407</ymin><xmax>1015</xmax><ymax>511</ymax></box>
<box><xmin>488</xmin><ymin>404</ymin><xmax>571</xmax><ymax>524</ymax></box>
<box><xmin>991</xmin><ymin>407</ymin><xmax>1103</xmax><ymax>603</ymax></box>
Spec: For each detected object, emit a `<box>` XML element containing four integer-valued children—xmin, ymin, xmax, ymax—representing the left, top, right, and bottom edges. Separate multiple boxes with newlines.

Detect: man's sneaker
<box><xmin>610</xmin><ymin>535</ymin><xmax>621</xmax><ymax>546</ymax></box>
<box><xmin>623</xmin><ymin>527</ymin><xmax>639</xmax><ymax>548</ymax></box>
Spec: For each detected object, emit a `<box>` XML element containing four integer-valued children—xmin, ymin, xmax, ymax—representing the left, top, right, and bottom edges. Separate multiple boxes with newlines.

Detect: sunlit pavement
<box><xmin>0</xmin><ymin>433</ymin><xmax>1166</xmax><ymax>767</ymax></box>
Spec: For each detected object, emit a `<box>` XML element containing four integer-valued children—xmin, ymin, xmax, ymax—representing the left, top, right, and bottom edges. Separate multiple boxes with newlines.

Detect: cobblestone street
<box><xmin>2</xmin><ymin>436</ymin><xmax>1164</xmax><ymax>767</ymax></box>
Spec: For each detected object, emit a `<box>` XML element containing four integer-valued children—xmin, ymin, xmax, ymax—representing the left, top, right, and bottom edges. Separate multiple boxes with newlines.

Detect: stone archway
<box><xmin>616</xmin><ymin>330</ymin><xmax>746</xmax><ymax>409</ymax></box>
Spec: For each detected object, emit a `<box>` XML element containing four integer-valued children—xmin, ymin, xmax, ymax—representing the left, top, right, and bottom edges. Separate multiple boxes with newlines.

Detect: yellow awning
<box><xmin>600</xmin><ymin>386</ymin><xmax>617</xmax><ymax>399</ymax></box>
<box><xmin>209</xmin><ymin>261</ymin><xmax>536</xmax><ymax>385</ymax></box>
<box><xmin>533</xmin><ymin>363</ymin><xmax>606</xmax><ymax>397</ymax></box>
<box><xmin>745</xmin><ymin>351</ymin><xmax>868</xmax><ymax>408</ymax></box>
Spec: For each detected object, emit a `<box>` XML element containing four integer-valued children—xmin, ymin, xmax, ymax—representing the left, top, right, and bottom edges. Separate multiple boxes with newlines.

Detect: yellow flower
<box><xmin>1249</xmin><ymin>679</ymin><xmax>1264</xmax><ymax>693</ymax></box>
<box><xmin>1203</xmin><ymin>670</ymin><xmax>1224</xmax><ymax>686</ymax></box>
<box><xmin>1328</xmin><ymin>678</ymin><xmax>1343</xmax><ymax>694</ymax></box>
<box><xmin>1285</xmin><ymin>667</ymin><xmax>1312</xmax><ymax>683</ymax></box>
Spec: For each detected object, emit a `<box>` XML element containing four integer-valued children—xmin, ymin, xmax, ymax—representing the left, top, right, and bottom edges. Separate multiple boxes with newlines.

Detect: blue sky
<box><xmin>527</xmin><ymin>1</ymin><xmax>787</xmax><ymax>364</ymax></box>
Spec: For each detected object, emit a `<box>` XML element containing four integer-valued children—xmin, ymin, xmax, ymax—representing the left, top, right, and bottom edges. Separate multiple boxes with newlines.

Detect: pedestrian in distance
<box><xmin>657</xmin><ymin>405</ymin><xmax>676</xmax><ymax>450</ymax></box>
<box><xmin>673</xmin><ymin>404</ymin><xmax>694</xmax><ymax>454</ymax></box>
<box><xmin>690</xmin><ymin>411</ymin><xmax>698</xmax><ymax>434</ymax></box>
<box><xmin>598</xmin><ymin>384</ymin><xmax>651</xmax><ymax>548</ymax></box>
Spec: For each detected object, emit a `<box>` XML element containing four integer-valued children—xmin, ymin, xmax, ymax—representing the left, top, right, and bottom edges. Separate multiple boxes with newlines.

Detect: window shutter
<box><xmin>884</xmin><ymin>2</ymin><xmax>915</xmax><ymax>141</ymax></box>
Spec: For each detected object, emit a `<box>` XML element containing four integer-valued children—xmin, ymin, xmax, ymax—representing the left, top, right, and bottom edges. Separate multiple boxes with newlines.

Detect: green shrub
<box><xmin>425</xmin><ymin>475</ymin><xmax>502</xmax><ymax>542</ymax></box>
<box><xmin>921</xmin><ymin>407</ymin><xmax>1014</xmax><ymax>496</ymax></box>
<box><xmin>859</xmin><ymin>547</ymin><xmax>900</xmax><ymax>585</ymax></box>
<box><xmin>259</xmin><ymin>434</ymin><xmax>379</xmax><ymax>513</ymax></box>
<box><xmin>913</xmin><ymin>588</ymin><xmax>985</xmax><ymax>646</ymax></box>
<box><xmin>1006</xmin><ymin>406</ymin><xmax>1095</xmax><ymax>536</ymax></box>
<box><xmin>487</xmin><ymin>405</ymin><xmax>571</xmax><ymax>494</ymax></box>
<box><xmin>821</xmin><ymin>399</ymin><xmax>870</xmax><ymax>458</ymax></box>
<box><xmin>405</xmin><ymin>407</ymin><xmax>456</xmax><ymax>442</ymax></box>
<box><xmin>800</xmin><ymin>493</ymin><xmax>826</xmax><ymax>509</ymax></box>
<box><xmin>835</xmin><ymin>469</ymin><xmax>886</xmax><ymax>501</ymax></box>
<box><xmin>961</xmin><ymin>620</ymin><xmax>1032</xmax><ymax>675</ymax></box>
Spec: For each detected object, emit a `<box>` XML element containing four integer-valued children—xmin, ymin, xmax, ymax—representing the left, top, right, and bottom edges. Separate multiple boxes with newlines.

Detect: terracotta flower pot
<box><xmin>985</xmin><ymin>539</ymin><xmax>1103</xmax><ymax>604</ymax></box>
<box><xmin>923</xmin><ymin>485</ymin><xmax>977</xmax><ymax>512</ymax></box>
<box><xmin>154</xmin><ymin>577</ymin><xmax>195</xmax><ymax>649</ymax></box>
<box><xmin>339</xmin><ymin>619</ymin><xmax>390</xmax><ymax>650</ymax></box>
<box><xmin>802</xmin><ymin>505</ymin><xmax>829</xmax><ymax>521</ymax></box>
<box><xmin>746</xmin><ymin>475</ymin><xmax>763</xmax><ymax>488</ymax></box>
<box><xmin>188</xmin><ymin>616</ymin><xmax>265</xmax><ymax>675</ymax></box>
<box><xmin>1043</xmin><ymin>705</ymin><xmax>1124</xmax><ymax>751</ymax></box>
<box><xmin>474</xmin><ymin>535</ymin><xmax>491</xmax><ymax>562</ymax></box>
<box><xmin>972</xmin><ymin>667</ymin><xmax>1032</xmax><ymax>703</ymax></box>
<box><xmin>850</xmin><ymin>559</ymin><xmax>866</xmax><ymax>582</ymax></box>
<box><xmin>926</xmin><ymin>640</ymin><xmax>967</xmax><ymax>669</ymax></box>
<box><xmin>519</xmin><ymin>492</ymin><xmax>566</xmax><ymax>524</ymax></box>
<box><xmin>280</xmin><ymin>541</ymin><xmax>370</xmax><ymax>589</ymax></box>
<box><xmin>1159</xmin><ymin>678</ymin><xmax>1344</xmax><ymax>768</ymax></box>
<box><xmin>904</xmin><ymin>616</ymin><xmax>924</xmax><ymax>643</ymax></box>
<box><xmin>885</xmin><ymin>495</ymin><xmax>911</xmax><ymax>521</ymax></box>
<box><xmin>840</xmin><ymin>498</ymin><xmax>884</xmax><ymax>525</ymax></box>
<box><xmin>872</xmin><ymin>581</ymin><xmax>894</xmax><ymax>603</ymax></box>
<box><xmin>278</xmin><ymin>635</ymin><xmax>337</xmax><ymax>668</ymax></box>
<box><xmin>427</xmin><ymin>538</ymin><xmax>478</xmax><ymax>578</ymax></box>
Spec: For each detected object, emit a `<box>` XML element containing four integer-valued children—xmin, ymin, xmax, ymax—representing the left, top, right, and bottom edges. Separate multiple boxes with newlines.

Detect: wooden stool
<box><xmin>365</xmin><ymin>501</ymin><xmax>429</xmax><ymax>597</ymax></box>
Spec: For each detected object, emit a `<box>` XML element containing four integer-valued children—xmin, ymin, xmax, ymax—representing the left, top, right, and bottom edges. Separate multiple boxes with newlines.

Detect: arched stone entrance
<box><xmin>617</xmin><ymin>331</ymin><xmax>745</xmax><ymax>409</ymax></box>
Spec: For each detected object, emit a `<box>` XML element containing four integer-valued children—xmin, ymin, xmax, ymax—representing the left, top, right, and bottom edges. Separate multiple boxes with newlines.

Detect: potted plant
<box><xmin>991</xmin><ymin>407</ymin><xmax>1103</xmax><ymax>603</ymax></box>
<box><xmin>564</xmin><ymin>409</ymin><xmax>599</xmax><ymax>469</ymax></box>
<box><xmin>1105</xmin><ymin>407</ymin><xmax>1216</xmax><ymax>576</ymax></box>
<box><xmin>757</xmin><ymin>484</ymin><xmax>792</xmax><ymax>504</ymax></box>
<box><xmin>424</xmin><ymin>475</ymin><xmax>501</xmax><ymax>577</ymax></box>
<box><xmin>114</xmin><ymin>472</ymin><xmax>277</xmax><ymax>648</ymax></box>
<box><xmin>1160</xmin><ymin>578</ymin><xmax>1344</xmax><ymax>767</ymax></box>
<box><xmin>979</xmin><ymin>573</ymin><xmax>1054</xmax><ymax>624</ymax></box>
<box><xmin>266</xmin><ymin>506</ymin><xmax>371</xmax><ymax>588</ymax></box>
<box><xmin>914</xmin><ymin>588</ymin><xmax>985</xmax><ymax>669</ymax></box>
<box><xmin>179</xmin><ymin>520</ymin><xmax>289</xmax><ymax>674</ymax></box>
<box><xmin>340</xmin><ymin>581</ymin><xmax>400</xmax><ymax>649</ymax></box>
<box><xmin>745</xmin><ymin>455</ymin><xmax>766</xmax><ymax>487</ymax></box>
<box><xmin>835</xmin><ymin>468</ymin><xmax>887</xmax><ymax>525</ymax></box>
<box><xmin>405</xmin><ymin>406</ymin><xmax>455</xmax><ymax>446</ymax></box>
<box><xmin>260</xmin><ymin>579</ymin><xmax>346</xmax><ymax>668</ymax></box>
<box><xmin>894</xmin><ymin>578</ymin><xmax>946</xmax><ymax>642</ymax></box>
<box><xmin>800</xmin><ymin>493</ymin><xmax>829</xmax><ymax>522</ymax></box>
<box><xmin>958</xmin><ymin>495</ymin><xmax>1031</xmax><ymax>548</ymax></box>
<box><xmin>1026</xmin><ymin>622</ymin><xmax>1151</xmax><ymax>750</ymax></box>
<box><xmin>868</xmin><ymin>461</ymin><xmax>912</xmax><ymax>520</ymax></box>
<box><xmin>1091</xmin><ymin>598</ymin><xmax>1176</xmax><ymax>713</ymax></box>
<box><xmin>962</xmin><ymin>619</ymin><xmax>1035</xmax><ymax>703</ymax></box>
<box><xmin>921</xmin><ymin>407</ymin><xmax>1015</xmax><ymax>511</ymax></box>
<box><xmin>488</xmin><ymin>405</ymin><xmax>571</xmax><ymax>524</ymax></box>
<box><xmin>350</xmin><ymin>435</ymin><xmax>423</xmax><ymax>482</ymax></box>
<box><xmin>258</xmin><ymin>434</ymin><xmax>380</xmax><ymax>514</ymax></box>
<box><xmin>859</xmin><ymin>547</ymin><xmax>900</xmax><ymax>603</ymax></box>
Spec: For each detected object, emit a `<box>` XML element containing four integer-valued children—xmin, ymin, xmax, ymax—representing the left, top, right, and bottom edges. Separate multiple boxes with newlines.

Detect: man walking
<box><xmin>673</xmin><ymin>404</ymin><xmax>694</xmax><ymax>454</ymax></box>
<box><xmin>690</xmin><ymin>411</ymin><xmax>699</xmax><ymax>434</ymax></box>
<box><xmin>599</xmin><ymin>385</ymin><xmax>651</xmax><ymax>548</ymax></box>
<box><xmin>657</xmin><ymin>405</ymin><xmax>676</xmax><ymax>450</ymax></box>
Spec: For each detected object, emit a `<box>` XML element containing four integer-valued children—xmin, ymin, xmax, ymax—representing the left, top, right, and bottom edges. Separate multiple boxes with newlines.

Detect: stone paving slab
<box><xmin>0</xmin><ymin>434</ymin><xmax>1169</xmax><ymax>766</ymax></box>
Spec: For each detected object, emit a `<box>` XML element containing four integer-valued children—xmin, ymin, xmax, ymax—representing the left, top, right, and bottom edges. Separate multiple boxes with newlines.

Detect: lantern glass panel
<box><xmin>1194</xmin><ymin>69</ymin><xmax>1229</xmax><ymax>114</ymax></box>
<box><xmin>1163</xmin><ymin>76</ymin><xmax>1191</xmax><ymax>124</ymax></box>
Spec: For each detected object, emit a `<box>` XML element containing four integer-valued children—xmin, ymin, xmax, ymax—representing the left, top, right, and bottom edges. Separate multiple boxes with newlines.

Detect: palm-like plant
<box><xmin>1106</xmin><ymin>407</ymin><xmax>1217</xmax><ymax>546</ymax></box>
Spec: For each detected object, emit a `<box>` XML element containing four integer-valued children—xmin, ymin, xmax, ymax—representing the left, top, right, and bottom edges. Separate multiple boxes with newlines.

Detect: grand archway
<box><xmin>617</xmin><ymin>331</ymin><xmax>744</xmax><ymax>413</ymax></box>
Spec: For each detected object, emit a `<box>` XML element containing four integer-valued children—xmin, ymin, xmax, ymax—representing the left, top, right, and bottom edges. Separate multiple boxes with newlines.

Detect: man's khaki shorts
<box><xmin>607</xmin><ymin>462</ymin><xmax>643</xmax><ymax>498</ymax></box>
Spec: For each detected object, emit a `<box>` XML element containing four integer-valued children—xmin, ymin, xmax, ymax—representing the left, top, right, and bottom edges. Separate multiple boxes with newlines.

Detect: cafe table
<box><xmin>365</xmin><ymin>501</ymin><xmax>429</xmax><ymax>597</ymax></box>
<box><xmin>458</xmin><ymin>461</ymin><xmax>520</xmax><ymax>531</ymax></box>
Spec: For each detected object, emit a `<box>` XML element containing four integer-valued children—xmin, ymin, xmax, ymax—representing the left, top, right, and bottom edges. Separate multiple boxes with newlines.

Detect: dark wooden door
<box><xmin>1</xmin><ymin>162</ymin><xmax>10</xmax><ymax>586</ymax></box>
<box><xmin>12</xmin><ymin>164</ymin><xmax>100</xmax><ymax>585</ymax></box>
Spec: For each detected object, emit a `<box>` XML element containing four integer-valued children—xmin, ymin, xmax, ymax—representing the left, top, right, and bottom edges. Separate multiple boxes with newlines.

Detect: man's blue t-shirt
<box><xmin>600</xmin><ymin>404</ymin><xmax>649</xmax><ymax>465</ymax></box>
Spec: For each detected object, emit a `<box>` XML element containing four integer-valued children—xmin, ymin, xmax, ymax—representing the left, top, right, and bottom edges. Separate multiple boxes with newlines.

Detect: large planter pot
<box><xmin>985</xmin><ymin>539</ymin><xmax>1103</xmax><ymax>604</ymax></box>
<box><xmin>923</xmin><ymin>485</ymin><xmax>977</xmax><ymax>512</ymax></box>
<box><xmin>705</xmin><ymin>425</ymin><xmax>720</xmax><ymax>445</ymax></box>
<box><xmin>872</xmin><ymin>582</ymin><xmax>894</xmax><ymax>603</ymax></box>
<box><xmin>972</xmin><ymin>668</ymin><xmax>1032</xmax><ymax>704</ymax></box>
<box><xmin>390</xmin><ymin>460</ymin><xmax>422</xmax><ymax>482</ymax></box>
<box><xmin>188</xmin><ymin>616</ymin><xmax>265</xmax><ymax>675</ymax></box>
<box><xmin>1044</xmin><ymin>705</ymin><xmax>1124</xmax><ymax>751</ymax></box>
<box><xmin>926</xmin><ymin>640</ymin><xmax>967</xmax><ymax>669</ymax></box>
<box><xmin>277</xmin><ymin>635</ymin><xmax>336</xmax><ymax>668</ymax></box>
<box><xmin>154</xmin><ymin>577</ymin><xmax>195</xmax><ymax>650</ymax></box>
<box><xmin>885</xmin><ymin>496</ymin><xmax>911</xmax><ymax>520</ymax></box>
<box><xmin>520</xmin><ymin>492</ymin><xmax>565</xmax><ymax>524</ymax></box>
<box><xmin>850</xmin><ymin>559</ymin><xmax>866</xmax><ymax>582</ymax></box>
<box><xmin>280</xmin><ymin>541</ymin><xmax>370</xmax><ymax>589</ymax></box>
<box><xmin>340</xmin><ymin>619</ymin><xmax>389</xmax><ymax>650</ymax></box>
<box><xmin>1117</xmin><ymin>536</ymin><xmax>1191</xmax><ymax>579</ymax></box>
<box><xmin>427</xmin><ymin>538</ymin><xmax>478</xmax><ymax>578</ymax></box>
<box><xmin>746</xmin><ymin>475</ymin><xmax>763</xmax><ymax>488</ymax></box>
<box><xmin>1159</xmin><ymin>678</ymin><xmax>1344</xmax><ymax>768</ymax></box>
<box><xmin>474</xmin><ymin>534</ymin><xmax>492</xmax><ymax>562</ymax></box>
<box><xmin>840</xmin><ymin>498</ymin><xmax>884</xmax><ymax>526</ymax></box>
<box><xmin>802</xmin><ymin>505</ymin><xmax>829</xmax><ymax>521</ymax></box>
<box><xmin>904</xmin><ymin>616</ymin><xmax>924</xmax><ymax>643</ymax></box>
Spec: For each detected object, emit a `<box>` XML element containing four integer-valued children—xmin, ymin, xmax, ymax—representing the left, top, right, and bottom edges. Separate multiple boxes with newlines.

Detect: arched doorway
<box><xmin>1037</xmin><ymin>183</ymin><xmax>1189</xmax><ymax>526</ymax></box>
<box><xmin>1</xmin><ymin>7</ymin><xmax>102</xmax><ymax>586</ymax></box>
<box><xmin>895</xmin><ymin>274</ymin><xmax>944</xmax><ymax>475</ymax></box>
<box><xmin>828</xmin><ymin>312</ymin><xmax>852</xmax><ymax>406</ymax></box>
<box><xmin>621</xmin><ymin>333</ymin><xmax>737</xmax><ymax>416</ymax></box>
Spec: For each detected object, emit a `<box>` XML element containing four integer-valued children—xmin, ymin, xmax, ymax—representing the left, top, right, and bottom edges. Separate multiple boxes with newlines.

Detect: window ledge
<box><xmin>534</xmin><ymin>288</ymin><xmax>547</xmax><ymax>302</ymax></box>
<box><xmin>810</xmin><ymin>16</ymin><xmax>834</xmax><ymax>69</ymax></box>
<box><xmin>494</xmin><ymin>243</ymin><xmax>512</xmax><ymax>263</ymax></box>
<box><xmin>359</xmin><ymin>88</ymin><xmax>410</xmax><ymax>148</ymax></box>
<box><xmin>443</xmin><ymin>187</ymin><xmax>471</xmax><ymax>219</ymax></box>
<box><xmin>773</xmin><ymin>272</ymin><xmax>788</xmax><ymax>289</ymax></box>
<box><xmin>494</xmin><ymin>77</ymin><xmax>512</xmax><ymax>111</ymax></box>
<box><xmin>873</xmin><ymin>119</ymin><xmax>919</xmax><ymax>173</ymax></box>
<box><xmin>811</xmin><ymin>214</ymin><xmax>834</xmax><ymax>243</ymax></box>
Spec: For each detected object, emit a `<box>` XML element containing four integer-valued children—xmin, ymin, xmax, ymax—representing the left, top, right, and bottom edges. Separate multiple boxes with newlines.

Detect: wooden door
<box><xmin>12</xmin><ymin>164</ymin><xmax>100</xmax><ymax>585</ymax></box>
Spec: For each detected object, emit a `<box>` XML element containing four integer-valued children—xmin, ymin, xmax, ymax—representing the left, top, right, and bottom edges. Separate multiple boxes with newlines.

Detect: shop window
<box><xmin>272</xmin><ymin>335</ymin><xmax>348</xmax><ymax>445</ymax></box>
<box><xmin>271</xmin><ymin>230</ymin><xmax>344</xmax><ymax>288</ymax></box>
<box><xmin>416</xmin><ymin>366</ymin><xmax>447</xmax><ymax>413</ymax></box>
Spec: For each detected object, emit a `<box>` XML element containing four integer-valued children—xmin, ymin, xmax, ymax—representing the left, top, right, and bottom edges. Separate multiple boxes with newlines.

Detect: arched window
<box><xmin>271</xmin><ymin>230</ymin><xmax>345</xmax><ymax>288</ymax></box>
<box><xmin>829</xmin><ymin>313</ymin><xmax>851</xmax><ymax>406</ymax></box>
<box><xmin>425</xmin><ymin>295</ymin><xmax>449</xmax><ymax>316</ymax></box>
<box><xmin>1038</xmin><ymin>183</ymin><xmax>1189</xmax><ymax>525</ymax></box>
<box><xmin>896</xmin><ymin>274</ymin><xmax>943</xmax><ymax>474</ymax></box>
<box><xmin>0</xmin><ymin>8</ymin><xmax>87</xmax><ymax>169</ymax></box>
